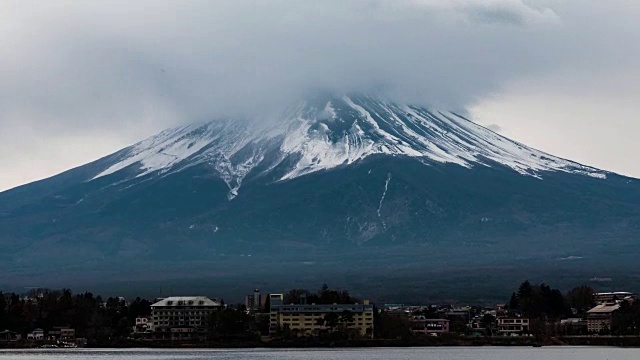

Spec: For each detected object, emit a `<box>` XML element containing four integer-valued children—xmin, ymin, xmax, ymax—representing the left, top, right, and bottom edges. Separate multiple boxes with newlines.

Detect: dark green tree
<box><xmin>284</xmin><ymin>289</ymin><xmax>309</xmax><ymax>304</ymax></box>
<box><xmin>317</xmin><ymin>312</ymin><xmax>340</xmax><ymax>331</ymax></box>
<box><xmin>508</xmin><ymin>292</ymin><xmax>519</xmax><ymax>310</ymax></box>
<box><xmin>481</xmin><ymin>313</ymin><xmax>496</xmax><ymax>336</ymax></box>
<box><xmin>373</xmin><ymin>311</ymin><xmax>412</xmax><ymax>340</ymax></box>
<box><xmin>509</xmin><ymin>281</ymin><xmax>570</xmax><ymax>320</ymax></box>
<box><xmin>567</xmin><ymin>285</ymin><xmax>595</xmax><ymax>315</ymax></box>
<box><xmin>209</xmin><ymin>308</ymin><xmax>251</xmax><ymax>337</ymax></box>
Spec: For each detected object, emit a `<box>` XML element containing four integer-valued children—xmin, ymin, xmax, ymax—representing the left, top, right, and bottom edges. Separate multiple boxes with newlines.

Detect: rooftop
<box><xmin>272</xmin><ymin>303</ymin><xmax>373</xmax><ymax>313</ymax></box>
<box><xmin>151</xmin><ymin>296</ymin><xmax>221</xmax><ymax>307</ymax></box>
<box><xmin>595</xmin><ymin>292</ymin><xmax>635</xmax><ymax>296</ymax></box>
<box><xmin>587</xmin><ymin>303</ymin><xmax>621</xmax><ymax>314</ymax></box>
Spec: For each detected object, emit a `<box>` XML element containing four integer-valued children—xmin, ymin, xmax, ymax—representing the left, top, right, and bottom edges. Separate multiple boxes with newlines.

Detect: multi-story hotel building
<box><xmin>587</xmin><ymin>302</ymin><xmax>621</xmax><ymax>333</ymax></box>
<box><xmin>269</xmin><ymin>294</ymin><xmax>374</xmax><ymax>338</ymax></box>
<box><xmin>150</xmin><ymin>296</ymin><xmax>222</xmax><ymax>340</ymax></box>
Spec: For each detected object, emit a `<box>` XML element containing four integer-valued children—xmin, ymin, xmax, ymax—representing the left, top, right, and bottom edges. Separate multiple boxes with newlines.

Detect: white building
<box><xmin>594</xmin><ymin>292</ymin><xmax>636</xmax><ymax>304</ymax></box>
<box><xmin>497</xmin><ymin>317</ymin><xmax>530</xmax><ymax>335</ymax></box>
<box><xmin>150</xmin><ymin>296</ymin><xmax>222</xmax><ymax>339</ymax></box>
<box><xmin>27</xmin><ymin>328</ymin><xmax>45</xmax><ymax>340</ymax></box>
<box><xmin>133</xmin><ymin>317</ymin><xmax>152</xmax><ymax>334</ymax></box>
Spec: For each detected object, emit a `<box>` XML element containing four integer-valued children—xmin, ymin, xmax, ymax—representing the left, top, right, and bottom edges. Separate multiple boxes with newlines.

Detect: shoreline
<box><xmin>4</xmin><ymin>336</ymin><xmax>640</xmax><ymax>349</ymax></box>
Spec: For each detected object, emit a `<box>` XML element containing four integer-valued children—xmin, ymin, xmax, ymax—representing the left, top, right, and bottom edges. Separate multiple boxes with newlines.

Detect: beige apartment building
<box><xmin>269</xmin><ymin>294</ymin><xmax>374</xmax><ymax>338</ymax></box>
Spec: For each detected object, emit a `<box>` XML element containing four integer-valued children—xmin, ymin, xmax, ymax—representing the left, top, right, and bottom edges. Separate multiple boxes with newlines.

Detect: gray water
<box><xmin>0</xmin><ymin>348</ymin><xmax>638</xmax><ymax>360</ymax></box>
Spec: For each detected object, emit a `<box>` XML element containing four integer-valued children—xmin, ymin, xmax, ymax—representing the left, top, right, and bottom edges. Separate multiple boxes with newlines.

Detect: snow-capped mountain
<box><xmin>1</xmin><ymin>94</ymin><xmax>638</xmax><ymax>301</ymax></box>
<box><xmin>91</xmin><ymin>95</ymin><xmax>607</xmax><ymax>200</ymax></box>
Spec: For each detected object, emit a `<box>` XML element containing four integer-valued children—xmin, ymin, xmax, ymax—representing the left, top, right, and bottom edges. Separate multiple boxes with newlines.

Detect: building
<box><xmin>133</xmin><ymin>317</ymin><xmax>152</xmax><ymax>334</ymax></box>
<box><xmin>268</xmin><ymin>293</ymin><xmax>285</xmax><ymax>332</ymax></box>
<box><xmin>445</xmin><ymin>306</ymin><xmax>471</xmax><ymax>332</ymax></box>
<box><xmin>136</xmin><ymin>317</ymin><xmax>150</xmax><ymax>326</ymax></box>
<box><xmin>385</xmin><ymin>308</ymin><xmax>411</xmax><ymax>320</ymax></box>
<box><xmin>150</xmin><ymin>296</ymin><xmax>222</xmax><ymax>340</ymax></box>
<box><xmin>409</xmin><ymin>316</ymin><xmax>450</xmax><ymax>335</ymax></box>
<box><xmin>446</xmin><ymin>307</ymin><xmax>471</xmax><ymax>322</ymax></box>
<box><xmin>245</xmin><ymin>289</ymin><xmax>266</xmax><ymax>312</ymax></box>
<box><xmin>117</xmin><ymin>296</ymin><xmax>130</xmax><ymax>306</ymax></box>
<box><xmin>497</xmin><ymin>317</ymin><xmax>530</xmax><ymax>335</ymax></box>
<box><xmin>48</xmin><ymin>327</ymin><xmax>75</xmax><ymax>342</ymax></box>
<box><xmin>269</xmin><ymin>294</ymin><xmax>374</xmax><ymax>338</ymax></box>
<box><xmin>27</xmin><ymin>328</ymin><xmax>45</xmax><ymax>340</ymax></box>
<box><xmin>468</xmin><ymin>318</ymin><xmax>485</xmax><ymax>334</ymax></box>
<box><xmin>60</xmin><ymin>328</ymin><xmax>75</xmax><ymax>342</ymax></box>
<box><xmin>587</xmin><ymin>303</ymin><xmax>620</xmax><ymax>333</ymax></box>
<box><xmin>0</xmin><ymin>330</ymin><xmax>21</xmax><ymax>342</ymax></box>
<box><xmin>559</xmin><ymin>318</ymin><xmax>588</xmax><ymax>335</ymax></box>
<box><xmin>383</xmin><ymin>304</ymin><xmax>406</xmax><ymax>311</ymax></box>
<box><xmin>594</xmin><ymin>292</ymin><xmax>636</xmax><ymax>304</ymax></box>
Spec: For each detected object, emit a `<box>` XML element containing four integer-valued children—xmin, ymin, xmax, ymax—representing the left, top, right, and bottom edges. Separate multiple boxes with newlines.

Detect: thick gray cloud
<box><xmin>1</xmin><ymin>0</ymin><xmax>639</xmax><ymax>190</ymax></box>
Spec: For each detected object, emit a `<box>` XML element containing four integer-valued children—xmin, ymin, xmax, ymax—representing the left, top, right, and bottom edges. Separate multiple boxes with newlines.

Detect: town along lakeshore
<box><xmin>2</xmin><ymin>283</ymin><xmax>640</xmax><ymax>348</ymax></box>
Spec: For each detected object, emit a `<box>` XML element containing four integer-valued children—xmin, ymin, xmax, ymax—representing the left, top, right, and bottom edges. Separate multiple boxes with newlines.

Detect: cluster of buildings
<box><xmin>132</xmin><ymin>291</ymin><xmax>376</xmax><ymax>340</ymax></box>
<box><xmin>0</xmin><ymin>326</ymin><xmax>78</xmax><ymax>346</ymax></box>
<box><xmin>386</xmin><ymin>303</ymin><xmax>532</xmax><ymax>337</ymax></box>
<box><xmin>383</xmin><ymin>291</ymin><xmax>638</xmax><ymax>337</ymax></box>
<box><xmin>131</xmin><ymin>289</ymin><xmax>638</xmax><ymax>341</ymax></box>
<box><xmin>554</xmin><ymin>292</ymin><xmax>637</xmax><ymax>334</ymax></box>
<box><xmin>4</xmin><ymin>288</ymin><xmax>636</xmax><ymax>344</ymax></box>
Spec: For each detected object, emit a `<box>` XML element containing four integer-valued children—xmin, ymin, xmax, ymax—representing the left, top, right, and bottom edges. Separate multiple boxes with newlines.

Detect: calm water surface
<box><xmin>0</xmin><ymin>348</ymin><xmax>638</xmax><ymax>360</ymax></box>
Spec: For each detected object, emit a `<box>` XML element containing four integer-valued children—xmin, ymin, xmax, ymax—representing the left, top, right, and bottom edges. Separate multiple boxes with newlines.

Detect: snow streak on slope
<box><xmin>378</xmin><ymin>173</ymin><xmax>392</xmax><ymax>230</ymax></box>
<box><xmin>91</xmin><ymin>95</ymin><xmax>608</xmax><ymax>199</ymax></box>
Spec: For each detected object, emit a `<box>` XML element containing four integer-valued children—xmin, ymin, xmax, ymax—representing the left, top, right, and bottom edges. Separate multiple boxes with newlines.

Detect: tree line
<box><xmin>284</xmin><ymin>284</ymin><xmax>359</xmax><ymax>305</ymax></box>
<box><xmin>0</xmin><ymin>289</ymin><xmax>151</xmax><ymax>343</ymax></box>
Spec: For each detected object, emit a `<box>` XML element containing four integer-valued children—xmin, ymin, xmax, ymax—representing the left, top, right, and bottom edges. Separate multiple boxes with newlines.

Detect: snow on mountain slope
<box><xmin>91</xmin><ymin>95</ymin><xmax>608</xmax><ymax>199</ymax></box>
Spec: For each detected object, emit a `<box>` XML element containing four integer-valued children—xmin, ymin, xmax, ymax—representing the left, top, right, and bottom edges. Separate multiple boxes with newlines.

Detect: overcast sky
<box><xmin>1</xmin><ymin>0</ymin><xmax>639</xmax><ymax>191</ymax></box>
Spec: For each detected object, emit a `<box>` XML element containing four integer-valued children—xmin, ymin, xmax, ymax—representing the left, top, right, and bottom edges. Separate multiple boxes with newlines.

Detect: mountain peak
<box><xmin>91</xmin><ymin>96</ymin><xmax>607</xmax><ymax>200</ymax></box>
<box><xmin>1</xmin><ymin>97</ymin><xmax>638</xmax><ymax>301</ymax></box>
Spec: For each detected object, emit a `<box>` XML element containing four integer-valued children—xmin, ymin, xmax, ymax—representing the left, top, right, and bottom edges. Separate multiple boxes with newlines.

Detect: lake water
<box><xmin>0</xmin><ymin>347</ymin><xmax>638</xmax><ymax>360</ymax></box>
